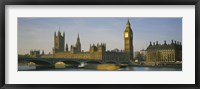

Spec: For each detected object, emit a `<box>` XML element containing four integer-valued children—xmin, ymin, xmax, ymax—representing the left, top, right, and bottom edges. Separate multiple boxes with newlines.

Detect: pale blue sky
<box><xmin>18</xmin><ymin>18</ymin><xmax>182</xmax><ymax>54</ymax></box>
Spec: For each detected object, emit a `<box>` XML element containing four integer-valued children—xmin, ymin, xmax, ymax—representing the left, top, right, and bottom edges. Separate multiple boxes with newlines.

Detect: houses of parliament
<box><xmin>31</xmin><ymin>19</ymin><xmax>134</xmax><ymax>62</ymax></box>
<box><xmin>28</xmin><ymin>19</ymin><xmax>182</xmax><ymax>64</ymax></box>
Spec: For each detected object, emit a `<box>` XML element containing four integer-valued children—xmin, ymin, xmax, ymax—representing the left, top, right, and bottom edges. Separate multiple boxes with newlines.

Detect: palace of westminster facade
<box><xmin>33</xmin><ymin>19</ymin><xmax>134</xmax><ymax>62</ymax></box>
<box><xmin>29</xmin><ymin>19</ymin><xmax>182</xmax><ymax>63</ymax></box>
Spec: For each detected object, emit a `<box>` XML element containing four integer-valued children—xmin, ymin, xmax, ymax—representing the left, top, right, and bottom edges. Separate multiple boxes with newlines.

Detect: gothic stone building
<box><xmin>146</xmin><ymin>40</ymin><xmax>182</xmax><ymax>62</ymax></box>
<box><xmin>30</xmin><ymin>50</ymin><xmax>40</xmax><ymax>58</ymax></box>
<box><xmin>53</xmin><ymin>31</ymin><xmax>65</xmax><ymax>53</ymax></box>
<box><xmin>41</xmin><ymin>19</ymin><xmax>134</xmax><ymax>62</ymax></box>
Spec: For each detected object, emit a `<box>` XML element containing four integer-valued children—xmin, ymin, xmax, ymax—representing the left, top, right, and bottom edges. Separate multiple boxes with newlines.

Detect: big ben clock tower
<box><xmin>124</xmin><ymin>19</ymin><xmax>133</xmax><ymax>60</ymax></box>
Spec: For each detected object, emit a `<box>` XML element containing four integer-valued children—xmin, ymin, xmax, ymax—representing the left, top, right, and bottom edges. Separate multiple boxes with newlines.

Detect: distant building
<box><xmin>146</xmin><ymin>40</ymin><xmax>182</xmax><ymax>62</ymax></box>
<box><xmin>134</xmin><ymin>49</ymin><xmax>146</xmax><ymax>61</ymax></box>
<box><xmin>30</xmin><ymin>50</ymin><xmax>40</xmax><ymax>57</ymax></box>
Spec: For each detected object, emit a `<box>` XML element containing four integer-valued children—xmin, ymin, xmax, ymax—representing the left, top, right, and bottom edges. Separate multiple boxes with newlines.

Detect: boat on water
<box><xmin>96</xmin><ymin>64</ymin><xmax>120</xmax><ymax>71</ymax></box>
<box><xmin>78</xmin><ymin>62</ymin><xmax>87</xmax><ymax>68</ymax></box>
<box><xmin>84</xmin><ymin>64</ymin><xmax>129</xmax><ymax>70</ymax></box>
<box><xmin>118</xmin><ymin>64</ymin><xmax>128</xmax><ymax>68</ymax></box>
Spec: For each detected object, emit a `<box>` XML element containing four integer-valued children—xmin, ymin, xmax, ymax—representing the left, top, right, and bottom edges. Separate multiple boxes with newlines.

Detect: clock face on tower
<box><xmin>125</xmin><ymin>32</ymin><xmax>129</xmax><ymax>38</ymax></box>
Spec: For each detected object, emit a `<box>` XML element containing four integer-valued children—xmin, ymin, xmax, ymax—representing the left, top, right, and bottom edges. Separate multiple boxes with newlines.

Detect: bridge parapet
<box><xmin>20</xmin><ymin>57</ymin><xmax>131</xmax><ymax>65</ymax></box>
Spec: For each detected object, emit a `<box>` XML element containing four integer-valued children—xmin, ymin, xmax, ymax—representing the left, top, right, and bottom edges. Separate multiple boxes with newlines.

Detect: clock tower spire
<box><xmin>124</xmin><ymin>19</ymin><xmax>133</xmax><ymax>60</ymax></box>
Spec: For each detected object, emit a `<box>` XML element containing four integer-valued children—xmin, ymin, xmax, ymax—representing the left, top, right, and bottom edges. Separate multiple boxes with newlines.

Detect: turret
<box><xmin>90</xmin><ymin>44</ymin><xmax>97</xmax><ymax>53</ymax></box>
<box><xmin>42</xmin><ymin>50</ymin><xmax>44</xmax><ymax>55</ymax></box>
<box><xmin>164</xmin><ymin>40</ymin><xmax>167</xmax><ymax>45</ymax></box>
<box><xmin>71</xmin><ymin>45</ymin><xmax>73</xmax><ymax>49</ymax></box>
<box><xmin>149</xmin><ymin>41</ymin><xmax>152</xmax><ymax>46</ymax></box>
<box><xmin>66</xmin><ymin>43</ymin><xmax>68</xmax><ymax>52</ymax></box>
<box><xmin>58</xmin><ymin>30</ymin><xmax>61</xmax><ymax>37</ymax></box>
<box><xmin>54</xmin><ymin>32</ymin><xmax>56</xmax><ymax>38</ymax></box>
<box><xmin>63</xmin><ymin>32</ymin><xmax>65</xmax><ymax>38</ymax></box>
<box><xmin>156</xmin><ymin>41</ymin><xmax>158</xmax><ymax>45</ymax></box>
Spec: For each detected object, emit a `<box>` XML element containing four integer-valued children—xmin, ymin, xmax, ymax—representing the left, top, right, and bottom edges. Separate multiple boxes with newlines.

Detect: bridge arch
<box><xmin>27</xmin><ymin>60</ymin><xmax>52</xmax><ymax>66</ymax></box>
<box><xmin>104</xmin><ymin>61</ymin><xmax>118</xmax><ymax>64</ymax></box>
<box><xmin>55</xmin><ymin>60</ymin><xmax>81</xmax><ymax>67</ymax></box>
<box><xmin>86</xmin><ymin>60</ymin><xmax>102</xmax><ymax>64</ymax></box>
<box><xmin>120</xmin><ymin>61</ymin><xmax>131</xmax><ymax>64</ymax></box>
<box><xmin>61</xmin><ymin>60</ymin><xmax>80</xmax><ymax>64</ymax></box>
<box><xmin>27</xmin><ymin>61</ymin><xmax>36</xmax><ymax>66</ymax></box>
<box><xmin>26</xmin><ymin>59</ymin><xmax>53</xmax><ymax>69</ymax></box>
<box><xmin>54</xmin><ymin>61</ymin><xmax>66</xmax><ymax>68</ymax></box>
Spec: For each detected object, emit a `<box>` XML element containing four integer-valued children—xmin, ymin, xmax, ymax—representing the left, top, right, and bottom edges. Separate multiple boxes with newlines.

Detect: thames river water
<box><xmin>18</xmin><ymin>66</ymin><xmax>182</xmax><ymax>71</ymax></box>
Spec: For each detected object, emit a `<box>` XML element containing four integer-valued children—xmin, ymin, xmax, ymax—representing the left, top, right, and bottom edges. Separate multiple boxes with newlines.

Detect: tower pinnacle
<box><xmin>126</xmin><ymin>18</ymin><xmax>130</xmax><ymax>26</ymax></box>
<box><xmin>58</xmin><ymin>25</ymin><xmax>61</xmax><ymax>36</ymax></box>
<box><xmin>76</xmin><ymin>33</ymin><xmax>81</xmax><ymax>52</ymax></box>
<box><xmin>77</xmin><ymin>33</ymin><xmax>80</xmax><ymax>41</ymax></box>
<box><xmin>125</xmin><ymin>19</ymin><xmax>132</xmax><ymax>32</ymax></box>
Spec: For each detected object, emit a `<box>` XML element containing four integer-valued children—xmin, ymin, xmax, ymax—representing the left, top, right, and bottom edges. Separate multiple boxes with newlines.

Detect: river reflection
<box><xmin>18</xmin><ymin>66</ymin><xmax>182</xmax><ymax>71</ymax></box>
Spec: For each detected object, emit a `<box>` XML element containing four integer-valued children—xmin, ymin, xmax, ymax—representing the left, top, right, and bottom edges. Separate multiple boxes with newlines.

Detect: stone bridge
<box><xmin>20</xmin><ymin>58</ymin><xmax>131</xmax><ymax>67</ymax></box>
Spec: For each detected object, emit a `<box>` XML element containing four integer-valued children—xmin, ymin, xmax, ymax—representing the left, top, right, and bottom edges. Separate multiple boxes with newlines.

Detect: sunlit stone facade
<box><xmin>39</xmin><ymin>19</ymin><xmax>134</xmax><ymax>62</ymax></box>
<box><xmin>146</xmin><ymin>40</ymin><xmax>182</xmax><ymax>62</ymax></box>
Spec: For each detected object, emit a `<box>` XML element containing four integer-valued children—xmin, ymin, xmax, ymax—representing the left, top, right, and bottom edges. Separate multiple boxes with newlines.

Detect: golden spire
<box><xmin>126</xmin><ymin>18</ymin><xmax>130</xmax><ymax>26</ymax></box>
